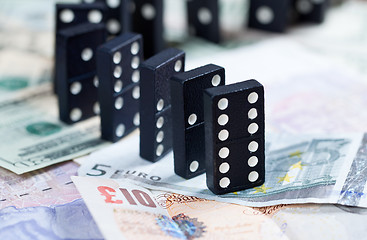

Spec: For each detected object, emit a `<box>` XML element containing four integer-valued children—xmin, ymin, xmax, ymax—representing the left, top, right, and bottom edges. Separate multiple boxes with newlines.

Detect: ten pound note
<box><xmin>73</xmin><ymin>176</ymin><xmax>367</xmax><ymax>240</ymax></box>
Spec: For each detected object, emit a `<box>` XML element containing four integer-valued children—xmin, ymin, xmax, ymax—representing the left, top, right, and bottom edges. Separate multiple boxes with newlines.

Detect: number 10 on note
<box><xmin>97</xmin><ymin>185</ymin><xmax>158</xmax><ymax>209</ymax></box>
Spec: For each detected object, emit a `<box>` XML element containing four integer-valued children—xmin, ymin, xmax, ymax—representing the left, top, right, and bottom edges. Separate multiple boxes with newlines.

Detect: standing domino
<box><xmin>131</xmin><ymin>0</ymin><xmax>164</xmax><ymax>58</ymax></box>
<box><xmin>293</xmin><ymin>0</ymin><xmax>328</xmax><ymax>23</ymax></box>
<box><xmin>203</xmin><ymin>80</ymin><xmax>265</xmax><ymax>195</ymax></box>
<box><xmin>187</xmin><ymin>0</ymin><xmax>220</xmax><ymax>43</ymax></box>
<box><xmin>56</xmin><ymin>23</ymin><xmax>107</xmax><ymax>124</ymax></box>
<box><xmin>140</xmin><ymin>48</ymin><xmax>185</xmax><ymax>162</ymax></box>
<box><xmin>171</xmin><ymin>64</ymin><xmax>225</xmax><ymax>179</ymax></box>
<box><xmin>248</xmin><ymin>0</ymin><xmax>291</xmax><ymax>32</ymax></box>
<box><xmin>81</xmin><ymin>0</ymin><xmax>131</xmax><ymax>35</ymax></box>
<box><xmin>97</xmin><ymin>33</ymin><xmax>144</xmax><ymax>142</ymax></box>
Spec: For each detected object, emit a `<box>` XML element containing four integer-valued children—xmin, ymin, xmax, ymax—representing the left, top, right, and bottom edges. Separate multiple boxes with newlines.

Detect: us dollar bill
<box><xmin>78</xmin><ymin>132</ymin><xmax>367</xmax><ymax>208</ymax></box>
<box><xmin>0</xmin><ymin>84</ymin><xmax>108</xmax><ymax>174</ymax></box>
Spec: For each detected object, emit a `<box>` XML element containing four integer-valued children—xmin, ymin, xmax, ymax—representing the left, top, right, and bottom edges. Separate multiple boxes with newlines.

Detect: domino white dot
<box><xmin>248</xmin><ymin>156</ymin><xmax>258</xmax><ymax>167</ymax></box>
<box><xmin>132</xmin><ymin>86</ymin><xmax>140</xmax><ymax>99</ymax></box>
<box><xmin>248</xmin><ymin>92</ymin><xmax>258</xmax><ymax>104</ymax></box>
<box><xmin>114</xmin><ymin>66</ymin><xmax>122</xmax><ymax>78</ymax></box>
<box><xmin>156</xmin><ymin>130</ymin><xmax>164</xmax><ymax>143</ymax></box>
<box><xmin>218</xmin><ymin>129</ymin><xmax>229</xmax><ymax>141</ymax></box>
<box><xmin>93</xmin><ymin>102</ymin><xmax>100</xmax><ymax>115</ymax></box>
<box><xmin>219</xmin><ymin>147</ymin><xmax>230</xmax><ymax>159</ymax></box>
<box><xmin>93</xmin><ymin>76</ymin><xmax>99</xmax><ymax>88</ymax></box>
<box><xmin>141</xmin><ymin>3</ymin><xmax>156</xmax><ymax>20</ymax></box>
<box><xmin>60</xmin><ymin>9</ymin><xmax>74</xmax><ymax>23</ymax></box>
<box><xmin>190</xmin><ymin>161</ymin><xmax>199</xmax><ymax>173</ymax></box>
<box><xmin>198</xmin><ymin>7</ymin><xmax>212</xmax><ymax>25</ymax></box>
<box><xmin>114</xmin><ymin>80</ymin><xmax>123</xmax><ymax>93</ymax></box>
<box><xmin>70</xmin><ymin>82</ymin><xmax>82</xmax><ymax>95</ymax></box>
<box><xmin>107</xmin><ymin>19</ymin><xmax>121</xmax><ymax>35</ymax></box>
<box><xmin>211</xmin><ymin>74</ymin><xmax>221</xmax><ymax>86</ymax></box>
<box><xmin>132</xmin><ymin>70</ymin><xmax>140</xmax><ymax>83</ymax></box>
<box><xmin>248</xmin><ymin>171</ymin><xmax>259</xmax><ymax>182</ymax></box>
<box><xmin>70</xmin><ymin>108</ymin><xmax>82</xmax><ymax>122</ymax></box>
<box><xmin>218</xmin><ymin>98</ymin><xmax>228</xmax><ymax>110</ymax></box>
<box><xmin>156</xmin><ymin>117</ymin><xmax>164</xmax><ymax>129</ymax></box>
<box><xmin>248</xmin><ymin>123</ymin><xmax>259</xmax><ymax>134</ymax></box>
<box><xmin>219</xmin><ymin>177</ymin><xmax>230</xmax><ymax>188</ymax></box>
<box><xmin>81</xmin><ymin>48</ymin><xmax>93</xmax><ymax>61</ymax></box>
<box><xmin>157</xmin><ymin>99</ymin><xmax>164</xmax><ymax>111</ymax></box>
<box><xmin>248</xmin><ymin>108</ymin><xmax>258</xmax><ymax>120</ymax></box>
<box><xmin>113</xmin><ymin>51</ymin><xmax>122</xmax><ymax>64</ymax></box>
<box><xmin>156</xmin><ymin>144</ymin><xmax>164</xmax><ymax>156</ymax></box>
<box><xmin>107</xmin><ymin>0</ymin><xmax>120</xmax><ymax>8</ymax></box>
<box><xmin>88</xmin><ymin>10</ymin><xmax>103</xmax><ymax>23</ymax></box>
<box><xmin>131</xmin><ymin>56</ymin><xmax>140</xmax><ymax>69</ymax></box>
<box><xmin>217</xmin><ymin>114</ymin><xmax>229</xmax><ymax>126</ymax></box>
<box><xmin>248</xmin><ymin>141</ymin><xmax>259</xmax><ymax>152</ymax></box>
<box><xmin>131</xmin><ymin>42</ymin><xmax>140</xmax><ymax>55</ymax></box>
<box><xmin>297</xmin><ymin>0</ymin><xmax>313</xmax><ymax>14</ymax></box>
<box><xmin>115</xmin><ymin>124</ymin><xmax>125</xmax><ymax>137</ymax></box>
<box><xmin>256</xmin><ymin>6</ymin><xmax>274</xmax><ymax>25</ymax></box>
<box><xmin>115</xmin><ymin>97</ymin><xmax>124</xmax><ymax>110</ymax></box>
<box><xmin>188</xmin><ymin>114</ymin><xmax>197</xmax><ymax>125</ymax></box>
<box><xmin>133</xmin><ymin>113</ymin><xmax>140</xmax><ymax>126</ymax></box>
<box><xmin>219</xmin><ymin>162</ymin><xmax>230</xmax><ymax>174</ymax></box>
<box><xmin>174</xmin><ymin>60</ymin><xmax>182</xmax><ymax>72</ymax></box>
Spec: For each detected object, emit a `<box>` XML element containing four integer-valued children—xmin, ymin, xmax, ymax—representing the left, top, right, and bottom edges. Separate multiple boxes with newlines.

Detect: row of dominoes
<box><xmin>249</xmin><ymin>0</ymin><xmax>329</xmax><ymax>32</ymax></box>
<box><xmin>56</xmin><ymin>0</ymin><xmax>331</xmax><ymax>55</ymax></box>
<box><xmin>55</xmin><ymin>27</ymin><xmax>265</xmax><ymax>195</ymax></box>
<box><xmin>140</xmin><ymin>49</ymin><xmax>265</xmax><ymax>194</ymax></box>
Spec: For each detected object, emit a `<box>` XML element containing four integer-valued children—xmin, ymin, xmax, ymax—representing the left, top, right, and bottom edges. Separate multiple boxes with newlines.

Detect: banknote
<box><xmin>73</xmin><ymin>176</ymin><xmax>367</xmax><ymax>240</ymax></box>
<box><xmin>0</xmin><ymin>161</ymin><xmax>81</xmax><ymax>210</ymax></box>
<box><xmin>0</xmin><ymin>199</ymin><xmax>103</xmax><ymax>240</ymax></box>
<box><xmin>72</xmin><ymin>176</ymin><xmax>288</xmax><ymax>240</ymax></box>
<box><xmin>0</xmin><ymin>84</ymin><xmax>109</xmax><ymax>174</ymax></box>
<box><xmin>77</xmin><ymin>132</ymin><xmax>367</xmax><ymax>208</ymax></box>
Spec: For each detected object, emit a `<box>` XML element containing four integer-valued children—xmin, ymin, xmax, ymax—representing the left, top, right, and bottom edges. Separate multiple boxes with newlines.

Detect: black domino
<box><xmin>96</xmin><ymin>33</ymin><xmax>143</xmax><ymax>142</ymax></box>
<box><xmin>140</xmin><ymin>48</ymin><xmax>185</xmax><ymax>162</ymax></box>
<box><xmin>56</xmin><ymin>3</ymin><xmax>108</xmax><ymax>31</ymax></box>
<box><xmin>187</xmin><ymin>0</ymin><xmax>220</xmax><ymax>43</ymax></box>
<box><xmin>293</xmin><ymin>0</ymin><xmax>328</xmax><ymax>23</ymax></box>
<box><xmin>81</xmin><ymin>0</ymin><xmax>131</xmax><ymax>35</ymax></box>
<box><xmin>203</xmin><ymin>80</ymin><xmax>265</xmax><ymax>195</ymax></box>
<box><xmin>248</xmin><ymin>0</ymin><xmax>291</xmax><ymax>32</ymax></box>
<box><xmin>56</xmin><ymin>23</ymin><xmax>107</xmax><ymax>124</ymax></box>
<box><xmin>131</xmin><ymin>0</ymin><xmax>164</xmax><ymax>58</ymax></box>
<box><xmin>170</xmin><ymin>64</ymin><xmax>225</xmax><ymax>179</ymax></box>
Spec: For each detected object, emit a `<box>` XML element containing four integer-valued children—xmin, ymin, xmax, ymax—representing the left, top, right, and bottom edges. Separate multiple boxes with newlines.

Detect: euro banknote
<box><xmin>73</xmin><ymin>176</ymin><xmax>367</xmax><ymax>240</ymax></box>
<box><xmin>77</xmin><ymin>132</ymin><xmax>367</xmax><ymax>208</ymax></box>
<box><xmin>0</xmin><ymin>84</ymin><xmax>108</xmax><ymax>174</ymax></box>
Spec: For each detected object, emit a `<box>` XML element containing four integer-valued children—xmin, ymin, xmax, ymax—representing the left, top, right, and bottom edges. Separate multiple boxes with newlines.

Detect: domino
<box><xmin>140</xmin><ymin>48</ymin><xmax>185</xmax><ymax>162</ymax></box>
<box><xmin>131</xmin><ymin>0</ymin><xmax>164</xmax><ymax>58</ymax></box>
<box><xmin>170</xmin><ymin>64</ymin><xmax>225</xmax><ymax>179</ymax></box>
<box><xmin>248</xmin><ymin>0</ymin><xmax>291</xmax><ymax>32</ymax></box>
<box><xmin>187</xmin><ymin>0</ymin><xmax>220</xmax><ymax>43</ymax></box>
<box><xmin>203</xmin><ymin>80</ymin><xmax>265</xmax><ymax>195</ymax></box>
<box><xmin>56</xmin><ymin>23</ymin><xmax>107</xmax><ymax>124</ymax></box>
<box><xmin>96</xmin><ymin>33</ymin><xmax>143</xmax><ymax>142</ymax></box>
<box><xmin>56</xmin><ymin>3</ymin><xmax>108</xmax><ymax>32</ymax></box>
<box><xmin>54</xmin><ymin>3</ymin><xmax>107</xmax><ymax>93</ymax></box>
<box><xmin>293</xmin><ymin>0</ymin><xmax>328</xmax><ymax>23</ymax></box>
<box><xmin>81</xmin><ymin>0</ymin><xmax>131</xmax><ymax>35</ymax></box>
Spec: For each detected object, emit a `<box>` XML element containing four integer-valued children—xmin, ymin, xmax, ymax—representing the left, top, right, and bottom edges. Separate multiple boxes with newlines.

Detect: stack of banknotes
<box><xmin>1</xmin><ymin>0</ymin><xmax>367</xmax><ymax>239</ymax></box>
